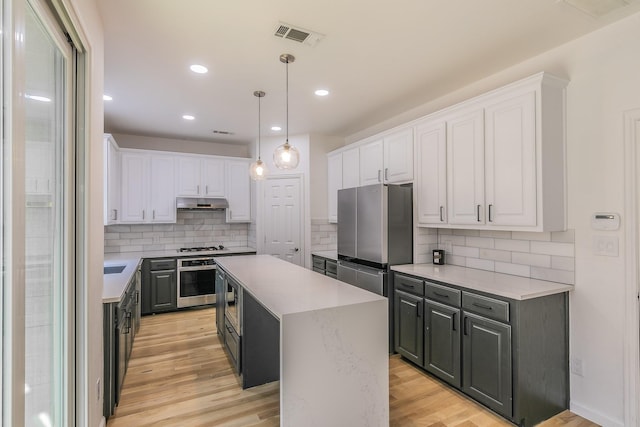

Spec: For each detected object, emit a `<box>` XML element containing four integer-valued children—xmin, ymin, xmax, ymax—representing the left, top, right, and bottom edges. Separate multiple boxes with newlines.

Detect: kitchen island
<box><xmin>214</xmin><ymin>254</ymin><xmax>389</xmax><ymax>427</ymax></box>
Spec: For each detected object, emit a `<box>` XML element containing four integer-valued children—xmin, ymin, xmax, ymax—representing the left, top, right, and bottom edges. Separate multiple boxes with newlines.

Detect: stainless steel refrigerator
<box><xmin>337</xmin><ymin>183</ymin><xmax>413</xmax><ymax>296</ymax></box>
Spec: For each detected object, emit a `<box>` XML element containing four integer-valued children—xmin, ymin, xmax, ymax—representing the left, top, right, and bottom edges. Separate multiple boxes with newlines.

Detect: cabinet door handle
<box><xmin>135</xmin><ymin>290</ymin><xmax>139</xmax><ymax>304</ymax></box>
<box><xmin>114</xmin><ymin>209</ymin><xmax>118</xmax><ymax>220</ymax></box>
<box><xmin>197</xmin><ymin>184</ymin><xmax>200</xmax><ymax>194</ymax></box>
<box><xmin>472</xmin><ymin>302</ymin><xmax>493</xmax><ymax>311</ymax></box>
<box><xmin>488</xmin><ymin>204</ymin><xmax>494</xmax><ymax>222</ymax></box>
<box><xmin>377</xmin><ymin>169</ymin><xmax>381</xmax><ymax>183</ymax></box>
<box><xmin>417</xmin><ymin>301</ymin><xmax>422</xmax><ymax>318</ymax></box>
<box><xmin>433</xmin><ymin>291</ymin><xmax>449</xmax><ymax>299</ymax></box>
<box><xmin>439</xmin><ymin>206</ymin><xmax>444</xmax><ymax>222</ymax></box>
<box><xmin>452</xmin><ymin>312</ymin><xmax>456</xmax><ymax>331</ymax></box>
<box><xmin>153</xmin><ymin>210</ymin><xmax>156</xmax><ymax>220</ymax></box>
<box><xmin>142</xmin><ymin>210</ymin><xmax>145</xmax><ymax>220</ymax></box>
<box><xmin>477</xmin><ymin>204</ymin><xmax>481</xmax><ymax>222</ymax></box>
<box><xmin>384</xmin><ymin>168</ymin><xmax>388</xmax><ymax>181</ymax></box>
<box><xmin>463</xmin><ymin>316</ymin><xmax>469</xmax><ymax>336</ymax></box>
<box><xmin>205</xmin><ymin>185</ymin><xmax>209</xmax><ymax>194</ymax></box>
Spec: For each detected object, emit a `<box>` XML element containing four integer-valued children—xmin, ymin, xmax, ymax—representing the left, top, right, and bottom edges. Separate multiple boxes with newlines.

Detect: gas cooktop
<box><xmin>178</xmin><ymin>245</ymin><xmax>225</xmax><ymax>253</ymax></box>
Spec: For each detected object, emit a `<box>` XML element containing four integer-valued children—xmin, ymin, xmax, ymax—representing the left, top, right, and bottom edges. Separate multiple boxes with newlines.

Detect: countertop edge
<box><xmin>391</xmin><ymin>264</ymin><xmax>574</xmax><ymax>301</ymax></box>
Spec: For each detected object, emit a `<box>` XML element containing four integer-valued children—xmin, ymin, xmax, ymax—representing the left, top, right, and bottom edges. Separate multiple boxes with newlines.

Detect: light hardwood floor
<box><xmin>107</xmin><ymin>308</ymin><xmax>598</xmax><ymax>427</ymax></box>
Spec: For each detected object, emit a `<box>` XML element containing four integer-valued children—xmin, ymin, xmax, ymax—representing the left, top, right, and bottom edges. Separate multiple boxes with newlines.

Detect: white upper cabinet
<box><xmin>176</xmin><ymin>155</ymin><xmax>225</xmax><ymax>197</ymax></box>
<box><xmin>327</xmin><ymin>152</ymin><xmax>343</xmax><ymax>223</ymax></box>
<box><xmin>446</xmin><ymin>108</ymin><xmax>485</xmax><ymax>226</ymax></box>
<box><xmin>414</xmin><ymin>72</ymin><xmax>568</xmax><ymax>232</ymax></box>
<box><xmin>415</xmin><ymin>121</ymin><xmax>447</xmax><ymax>225</ymax></box>
<box><xmin>359</xmin><ymin>128</ymin><xmax>414</xmax><ymax>185</ymax></box>
<box><xmin>342</xmin><ymin>147</ymin><xmax>360</xmax><ymax>189</ymax></box>
<box><xmin>359</xmin><ymin>139</ymin><xmax>384</xmax><ymax>185</ymax></box>
<box><xmin>484</xmin><ymin>91</ymin><xmax>536</xmax><ymax>227</ymax></box>
<box><xmin>104</xmin><ymin>134</ymin><xmax>121</xmax><ymax>225</ymax></box>
<box><xmin>383</xmin><ymin>128</ymin><xmax>414</xmax><ymax>183</ymax></box>
<box><xmin>120</xmin><ymin>150</ymin><xmax>176</xmax><ymax>224</ymax></box>
<box><xmin>225</xmin><ymin>159</ymin><xmax>251</xmax><ymax>223</ymax></box>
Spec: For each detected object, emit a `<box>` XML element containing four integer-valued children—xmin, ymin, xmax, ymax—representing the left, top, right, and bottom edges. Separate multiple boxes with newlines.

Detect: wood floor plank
<box><xmin>107</xmin><ymin>307</ymin><xmax>598</xmax><ymax>427</ymax></box>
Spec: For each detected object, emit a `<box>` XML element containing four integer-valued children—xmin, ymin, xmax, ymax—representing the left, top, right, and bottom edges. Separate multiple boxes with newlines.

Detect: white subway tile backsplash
<box><xmin>446</xmin><ymin>254</ymin><xmax>466</xmax><ymax>267</ymax></box>
<box><xmin>452</xmin><ymin>245</ymin><xmax>479</xmax><ymax>258</ymax></box>
<box><xmin>530</xmin><ymin>241</ymin><xmax>574</xmax><ymax>257</ymax></box>
<box><xmin>479</xmin><ymin>248</ymin><xmax>511</xmax><ymax>263</ymax></box>
<box><xmin>494</xmin><ymin>238</ymin><xmax>530</xmax><ymax>252</ymax></box>
<box><xmin>104</xmin><ymin>211</ymin><xmax>251</xmax><ymax>253</ymax></box>
<box><xmin>551</xmin><ymin>256</ymin><xmax>575</xmax><ymax>271</ymax></box>
<box><xmin>511</xmin><ymin>231</ymin><xmax>551</xmax><ymax>241</ymax></box>
<box><xmin>495</xmin><ymin>262</ymin><xmax>531</xmax><ymax>277</ymax></box>
<box><xmin>465</xmin><ymin>236</ymin><xmax>495</xmax><ymax>249</ymax></box>
<box><xmin>439</xmin><ymin>234</ymin><xmax>466</xmax><ymax>246</ymax></box>
<box><xmin>480</xmin><ymin>230</ymin><xmax>512</xmax><ymax>239</ymax></box>
<box><xmin>466</xmin><ymin>257</ymin><xmax>495</xmax><ymax>271</ymax></box>
<box><xmin>453</xmin><ymin>229</ymin><xmax>481</xmax><ymax>237</ymax></box>
<box><xmin>511</xmin><ymin>252</ymin><xmax>551</xmax><ymax>268</ymax></box>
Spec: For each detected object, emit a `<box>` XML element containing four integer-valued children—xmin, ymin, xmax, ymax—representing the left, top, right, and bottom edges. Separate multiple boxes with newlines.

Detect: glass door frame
<box><xmin>2</xmin><ymin>0</ymin><xmax>76</xmax><ymax>424</ymax></box>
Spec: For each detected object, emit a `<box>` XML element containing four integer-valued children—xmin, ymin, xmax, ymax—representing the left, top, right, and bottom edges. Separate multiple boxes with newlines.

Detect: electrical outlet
<box><xmin>96</xmin><ymin>378</ymin><xmax>101</xmax><ymax>400</ymax></box>
<box><xmin>570</xmin><ymin>357</ymin><xmax>584</xmax><ymax>376</ymax></box>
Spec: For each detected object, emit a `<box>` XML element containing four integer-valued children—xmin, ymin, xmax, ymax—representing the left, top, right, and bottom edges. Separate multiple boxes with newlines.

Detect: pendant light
<box><xmin>273</xmin><ymin>53</ymin><xmax>300</xmax><ymax>170</ymax></box>
<box><xmin>250</xmin><ymin>90</ymin><xmax>269</xmax><ymax>180</ymax></box>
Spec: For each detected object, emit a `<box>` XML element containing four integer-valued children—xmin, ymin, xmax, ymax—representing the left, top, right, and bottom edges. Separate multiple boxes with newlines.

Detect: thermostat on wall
<box><xmin>591</xmin><ymin>212</ymin><xmax>620</xmax><ymax>230</ymax></box>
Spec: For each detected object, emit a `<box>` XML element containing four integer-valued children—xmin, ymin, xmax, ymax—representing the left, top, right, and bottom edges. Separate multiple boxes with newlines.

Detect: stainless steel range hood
<box><xmin>176</xmin><ymin>197</ymin><xmax>229</xmax><ymax>210</ymax></box>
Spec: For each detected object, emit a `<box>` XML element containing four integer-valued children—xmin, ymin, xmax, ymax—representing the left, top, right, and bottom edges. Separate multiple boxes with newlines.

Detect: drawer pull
<box><xmin>433</xmin><ymin>291</ymin><xmax>449</xmax><ymax>298</ymax></box>
<box><xmin>472</xmin><ymin>302</ymin><xmax>493</xmax><ymax>310</ymax></box>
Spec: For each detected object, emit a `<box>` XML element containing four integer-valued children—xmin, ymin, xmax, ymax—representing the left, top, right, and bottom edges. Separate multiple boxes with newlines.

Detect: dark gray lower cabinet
<box><xmin>462</xmin><ymin>311</ymin><xmax>512</xmax><ymax>417</ymax></box>
<box><xmin>424</xmin><ymin>300</ymin><xmax>461</xmax><ymax>388</ymax></box>
<box><xmin>149</xmin><ymin>269</ymin><xmax>176</xmax><ymax>312</ymax></box>
<box><xmin>394</xmin><ymin>290</ymin><xmax>423</xmax><ymax>365</ymax></box>
<box><xmin>215</xmin><ymin>268</ymin><xmax>225</xmax><ymax>335</ymax></box>
<box><xmin>393</xmin><ymin>272</ymin><xmax>568</xmax><ymax>427</ymax></box>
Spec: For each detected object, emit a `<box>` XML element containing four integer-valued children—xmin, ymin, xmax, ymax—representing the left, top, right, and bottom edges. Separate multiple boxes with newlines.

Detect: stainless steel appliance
<box><xmin>177</xmin><ymin>256</ymin><xmax>217</xmax><ymax>308</ymax></box>
<box><xmin>337</xmin><ymin>183</ymin><xmax>413</xmax><ymax>295</ymax></box>
<box><xmin>176</xmin><ymin>197</ymin><xmax>229</xmax><ymax>210</ymax></box>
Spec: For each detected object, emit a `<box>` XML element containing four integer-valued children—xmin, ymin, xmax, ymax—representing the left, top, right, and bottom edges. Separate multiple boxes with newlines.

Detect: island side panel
<box><xmin>280</xmin><ymin>299</ymin><xmax>389</xmax><ymax>427</ymax></box>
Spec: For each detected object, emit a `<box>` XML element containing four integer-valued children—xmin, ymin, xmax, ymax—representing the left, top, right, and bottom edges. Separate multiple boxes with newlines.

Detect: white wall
<box><xmin>309</xmin><ymin>134</ymin><xmax>343</xmax><ymax>220</ymax></box>
<box><xmin>111</xmin><ymin>132</ymin><xmax>250</xmax><ymax>158</ymax></box>
<box><xmin>347</xmin><ymin>11</ymin><xmax>640</xmax><ymax>425</ymax></box>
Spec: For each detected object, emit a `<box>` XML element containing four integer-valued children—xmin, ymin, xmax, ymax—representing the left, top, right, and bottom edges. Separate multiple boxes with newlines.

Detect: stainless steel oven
<box><xmin>177</xmin><ymin>257</ymin><xmax>216</xmax><ymax>308</ymax></box>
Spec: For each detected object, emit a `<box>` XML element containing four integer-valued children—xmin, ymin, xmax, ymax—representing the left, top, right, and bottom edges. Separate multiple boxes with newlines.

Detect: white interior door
<box><xmin>264</xmin><ymin>177</ymin><xmax>302</xmax><ymax>265</ymax></box>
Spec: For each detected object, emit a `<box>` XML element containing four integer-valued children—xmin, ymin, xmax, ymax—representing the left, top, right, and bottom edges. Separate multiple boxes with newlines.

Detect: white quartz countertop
<box><xmin>391</xmin><ymin>264</ymin><xmax>574</xmax><ymax>301</ymax></box>
<box><xmin>103</xmin><ymin>247</ymin><xmax>256</xmax><ymax>304</ymax></box>
<box><xmin>311</xmin><ymin>250</ymin><xmax>338</xmax><ymax>261</ymax></box>
<box><xmin>214</xmin><ymin>254</ymin><xmax>385</xmax><ymax>319</ymax></box>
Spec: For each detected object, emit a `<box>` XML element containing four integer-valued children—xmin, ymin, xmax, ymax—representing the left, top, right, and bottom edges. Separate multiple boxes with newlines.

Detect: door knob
<box><xmin>293</xmin><ymin>247</ymin><xmax>299</xmax><ymax>252</ymax></box>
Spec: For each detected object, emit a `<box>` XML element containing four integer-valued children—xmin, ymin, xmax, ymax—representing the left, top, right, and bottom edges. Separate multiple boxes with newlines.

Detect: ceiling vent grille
<box><xmin>274</xmin><ymin>22</ymin><xmax>324</xmax><ymax>46</ymax></box>
<box><xmin>212</xmin><ymin>130</ymin><xmax>234</xmax><ymax>135</ymax></box>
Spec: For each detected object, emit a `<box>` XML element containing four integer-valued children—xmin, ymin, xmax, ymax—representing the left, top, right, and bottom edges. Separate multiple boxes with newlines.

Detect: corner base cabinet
<box><xmin>393</xmin><ymin>271</ymin><xmax>568</xmax><ymax>427</ymax></box>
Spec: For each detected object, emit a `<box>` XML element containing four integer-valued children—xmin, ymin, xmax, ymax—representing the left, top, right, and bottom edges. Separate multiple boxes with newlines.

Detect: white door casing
<box><xmin>623</xmin><ymin>108</ymin><xmax>640</xmax><ymax>426</ymax></box>
<box><xmin>264</xmin><ymin>176</ymin><xmax>303</xmax><ymax>265</ymax></box>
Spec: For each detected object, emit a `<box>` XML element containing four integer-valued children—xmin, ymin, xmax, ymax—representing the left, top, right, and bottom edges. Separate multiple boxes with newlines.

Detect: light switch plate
<box><xmin>593</xmin><ymin>235</ymin><xmax>619</xmax><ymax>256</ymax></box>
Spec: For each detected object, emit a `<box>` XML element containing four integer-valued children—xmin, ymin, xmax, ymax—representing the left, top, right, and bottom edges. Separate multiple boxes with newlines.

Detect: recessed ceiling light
<box><xmin>315</xmin><ymin>89</ymin><xmax>329</xmax><ymax>96</ymax></box>
<box><xmin>271</xmin><ymin>126</ymin><xmax>282</xmax><ymax>131</ymax></box>
<box><xmin>190</xmin><ymin>64</ymin><xmax>208</xmax><ymax>74</ymax></box>
<box><xmin>183</xmin><ymin>115</ymin><xmax>195</xmax><ymax>120</ymax></box>
<box><xmin>25</xmin><ymin>94</ymin><xmax>51</xmax><ymax>102</ymax></box>
<box><xmin>103</xmin><ymin>94</ymin><xmax>113</xmax><ymax>101</ymax></box>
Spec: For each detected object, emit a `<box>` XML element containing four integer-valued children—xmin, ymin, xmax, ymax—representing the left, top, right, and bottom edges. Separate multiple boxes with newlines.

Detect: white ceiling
<box><xmin>99</xmin><ymin>0</ymin><xmax>640</xmax><ymax>146</ymax></box>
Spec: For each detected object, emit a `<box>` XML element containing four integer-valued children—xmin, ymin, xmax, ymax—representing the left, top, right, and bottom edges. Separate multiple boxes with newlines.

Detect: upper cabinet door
<box><xmin>383</xmin><ymin>128</ymin><xmax>413</xmax><ymax>183</ymax></box>
<box><xmin>104</xmin><ymin>134</ymin><xmax>121</xmax><ymax>225</ymax></box>
<box><xmin>225</xmin><ymin>159</ymin><xmax>251</xmax><ymax>222</ymax></box>
<box><xmin>120</xmin><ymin>151</ymin><xmax>149</xmax><ymax>223</ymax></box>
<box><xmin>342</xmin><ymin>147</ymin><xmax>360</xmax><ymax>189</ymax></box>
<box><xmin>485</xmin><ymin>91</ymin><xmax>536</xmax><ymax>227</ymax></box>
<box><xmin>359</xmin><ymin>139</ymin><xmax>384</xmax><ymax>186</ymax></box>
<box><xmin>415</xmin><ymin>120</ymin><xmax>447</xmax><ymax>225</ymax></box>
<box><xmin>447</xmin><ymin>108</ymin><xmax>485</xmax><ymax>225</ymax></box>
<box><xmin>149</xmin><ymin>155</ymin><xmax>176</xmax><ymax>223</ymax></box>
<box><xmin>176</xmin><ymin>156</ymin><xmax>202</xmax><ymax>197</ymax></box>
<box><xmin>202</xmin><ymin>158</ymin><xmax>225</xmax><ymax>197</ymax></box>
<box><xmin>327</xmin><ymin>152</ymin><xmax>343</xmax><ymax>223</ymax></box>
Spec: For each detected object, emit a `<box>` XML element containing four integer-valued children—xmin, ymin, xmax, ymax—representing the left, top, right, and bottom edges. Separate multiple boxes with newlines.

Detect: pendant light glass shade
<box><xmin>250</xmin><ymin>90</ymin><xmax>269</xmax><ymax>180</ymax></box>
<box><xmin>274</xmin><ymin>53</ymin><xmax>300</xmax><ymax>170</ymax></box>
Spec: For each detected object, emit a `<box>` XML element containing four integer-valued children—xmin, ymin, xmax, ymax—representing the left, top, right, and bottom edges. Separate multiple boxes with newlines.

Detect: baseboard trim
<box><xmin>570</xmin><ymin>401</ymin><xmax>623</xmax><ymax>427</ymax></box>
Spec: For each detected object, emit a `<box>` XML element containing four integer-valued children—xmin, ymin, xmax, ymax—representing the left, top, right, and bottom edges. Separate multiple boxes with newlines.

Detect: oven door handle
<box><xmin>178</xmin><ymin>265</ymin><xmax>217</xmax><ymax>272</ymax></box>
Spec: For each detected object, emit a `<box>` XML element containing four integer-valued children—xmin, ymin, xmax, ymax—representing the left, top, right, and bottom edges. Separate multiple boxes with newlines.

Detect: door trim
<box><xmin>623</xmin><ymin>108</ymin><xmax>640</xmax><ymax>426</ymax></box>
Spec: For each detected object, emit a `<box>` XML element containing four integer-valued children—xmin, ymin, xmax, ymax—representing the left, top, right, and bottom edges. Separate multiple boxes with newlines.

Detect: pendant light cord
<box><xmin>258</xmin><ymin>93</ymin><xmax>262</xmax><ymax>160</ymax></box>
<box><xmin>285</xmin><ymin>57</ymin><xmax>289</xmax><ymax>145</ymax></box>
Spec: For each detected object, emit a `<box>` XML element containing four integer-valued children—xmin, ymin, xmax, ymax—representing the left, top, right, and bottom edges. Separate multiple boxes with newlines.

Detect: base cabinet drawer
<box><xmin>224</xmin><ymin>317</ymin><xmax>241</xmax><ymax>374</ymax></box>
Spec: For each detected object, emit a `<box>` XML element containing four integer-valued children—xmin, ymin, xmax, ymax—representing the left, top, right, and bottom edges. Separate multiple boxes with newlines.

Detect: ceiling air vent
<box><xmin>212</xmin><ymin>130</ymin><xmax>234</xmax><ymax>135</ymax></box>
<box><xmin>274</xmin><ymin>22</ymin><xmax>324</xmax><ymax>46</ymax></box>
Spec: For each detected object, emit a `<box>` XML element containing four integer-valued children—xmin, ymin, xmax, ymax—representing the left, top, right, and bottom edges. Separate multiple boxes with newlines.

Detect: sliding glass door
<box><xmin>3</xmin><ymin>0</ymin><xmax>76</xmax><ymax>425</ymax></box>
